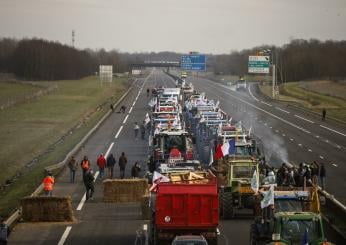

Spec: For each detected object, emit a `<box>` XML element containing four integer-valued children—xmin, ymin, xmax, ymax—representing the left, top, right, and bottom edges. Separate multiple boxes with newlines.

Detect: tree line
<box><xmin>212</xmin><ymin>39</ymin><xmax>346</xmax><ymax>83</ymax></box>
<box><xmin>1</xmin><ymin>37</ymin><xmax>345</xmax><ymax>82</ymax></box>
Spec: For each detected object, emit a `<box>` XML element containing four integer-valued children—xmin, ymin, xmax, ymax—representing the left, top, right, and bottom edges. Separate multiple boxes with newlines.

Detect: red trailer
<box><xmin>149</xmin><ymin>171</ymin><xmax>219</xmax><ymax>245</ymax></box>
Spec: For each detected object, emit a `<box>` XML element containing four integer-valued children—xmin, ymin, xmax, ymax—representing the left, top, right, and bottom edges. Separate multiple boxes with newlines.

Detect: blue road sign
<box><xmin>181</xmin><ymin>55</ymin><xmax>206</xmax><ymax>71</ymax></box>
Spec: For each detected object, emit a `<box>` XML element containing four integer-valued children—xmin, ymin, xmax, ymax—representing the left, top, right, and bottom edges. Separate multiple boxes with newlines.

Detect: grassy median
<box><xmin>259</xmin><ymin>81</ymin><xmax>346</xmax><ymax>122</ymax></box>
<box><xmin>0</xmin><ymin>76</ymin><xmax>127</xmax><ymax>217</ymax></box>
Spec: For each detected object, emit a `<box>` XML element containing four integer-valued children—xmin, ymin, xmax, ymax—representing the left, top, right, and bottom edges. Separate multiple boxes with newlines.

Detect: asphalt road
<box><xmin>188</xmin><ymin>75</ymin><xmax>346</xmax><ymax>205</ymax></box>
<box><xmin>8</xmin><ymin>69</ymin><xmax>345</xmax><ymax>244</ymax></box>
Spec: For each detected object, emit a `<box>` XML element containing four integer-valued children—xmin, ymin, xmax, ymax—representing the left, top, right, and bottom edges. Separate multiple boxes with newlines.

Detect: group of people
<box><xmin>42</xmin><ymin>152</ymin><xmax>142</xmax><ymax>200</ymax></box>
<box><xmin>260</xmin><ymin>161</ymin><xmax>327</xmax><ymax>190</ymax></box>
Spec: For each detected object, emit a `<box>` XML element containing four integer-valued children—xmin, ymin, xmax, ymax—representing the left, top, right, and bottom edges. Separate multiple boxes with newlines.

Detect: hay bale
<box><xmin>103</xmin><ymin>178</ymin><xmax>148</xmax><ymax>203</ymax></box>
<box><xmin>141</xmin><ymin>195</ymin><xmax>150</xmax><ymax>220</ymax></box>
<box><xmin>21</xmin><ymin>196</ymin><xmax>73</xmax><ymax>222</ymax></box>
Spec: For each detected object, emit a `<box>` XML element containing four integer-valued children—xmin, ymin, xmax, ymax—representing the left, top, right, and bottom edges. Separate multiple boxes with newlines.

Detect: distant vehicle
<box><xmin>181</xmin><ymin>71</ymin><xmax>187</xmax><ymax>79</ymax></box>
<box><xmin>171</xmin><ymin>235</ymin><xmax>209</xmax><ymax>245</ymax></box>
<box><xmin>236</xmin><ymin>78</ymin><xmax>247</xmax><ymax>91</ymax></box>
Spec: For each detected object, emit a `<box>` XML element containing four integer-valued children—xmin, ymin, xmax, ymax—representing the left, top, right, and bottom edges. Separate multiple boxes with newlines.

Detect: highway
<box><xmin>8</xmin><ymin>69</ymin><xmax>345</xmax><ymax>244</ymax></box>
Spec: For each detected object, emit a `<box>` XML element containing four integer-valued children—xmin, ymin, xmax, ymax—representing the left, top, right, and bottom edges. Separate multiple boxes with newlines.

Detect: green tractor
<box><xmin>217</xmin><ymin>158</ymin><xmax>259</xmax><ymax>219</ymax></box>
<box><xmin>250</xmin><ymin>211</ymin><xmax>333</xmax><ymax>245</ymax></box>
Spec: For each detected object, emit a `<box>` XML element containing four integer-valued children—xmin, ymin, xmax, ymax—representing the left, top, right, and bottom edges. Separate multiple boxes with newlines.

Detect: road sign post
<box><xmin>181</xmin><ymin>55</ymin><xmax>206</xmax><ymax>71</ymax></box>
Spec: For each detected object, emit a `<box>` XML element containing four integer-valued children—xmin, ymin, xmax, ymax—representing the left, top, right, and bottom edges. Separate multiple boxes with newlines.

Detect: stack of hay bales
<box><xmin>21</xmin><ymin>196</ymin><xmax>73</xmax><ymax>222</ymax></box>
<box><xmin>103</xmin><ymin>179</ymin><xmax>148</xmax><ymax>203</ymax></box>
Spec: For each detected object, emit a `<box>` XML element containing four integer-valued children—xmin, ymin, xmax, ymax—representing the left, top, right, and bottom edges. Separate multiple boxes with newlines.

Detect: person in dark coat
<box><xmin>118</xmin><ymin>152</ymin><xmax>128</xmax><ymax>179</ymax></box>
<box><xmin>106</xmin><ymin>153</ymin><xmax>116</xmax><ymax>179</ymax></box>
<box><xmin>0</xmin><ymin>217</ymin><xmax>10</xmax><ymax>245</ymax></box>
<box><xmin>131</xmin><ymin>161</ymin><xmax>141</xmax><ymax>178</ymax></box>
<box><xmin>140</xmin><ymin>121</ymin><xmax>146</xmax><ymax>140</ymax></box>
<box><xmin>319</xmin><ymin>163</ymin><xmax>326</xmax><ymax>190</ymax></box>
<box><xmin>83</xmin><ymin>168</ymin><xmax>95</xmax><ymax>201</ymax></box>
<box><xmin>322</xmin><ymin>108</ymin><xmax>326</xmax><ymax>121</ymax></box>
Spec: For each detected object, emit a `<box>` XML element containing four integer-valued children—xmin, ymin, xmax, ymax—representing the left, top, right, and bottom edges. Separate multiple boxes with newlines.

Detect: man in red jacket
<box><xmin>97</xmin><ymin>153</ymin><xmax>106</xmax><ymax>180</ymax></box>
<box><xmin>42</xmin><ymin>172</ymin><xmax>55</xmax><ymax>196</ymax></box>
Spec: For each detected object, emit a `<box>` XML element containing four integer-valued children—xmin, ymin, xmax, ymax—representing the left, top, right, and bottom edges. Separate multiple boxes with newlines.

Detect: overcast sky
<box><xmin>1</xmin><ymin>0</ymin><xmax>346</xmax><ymax>54</ymax></box>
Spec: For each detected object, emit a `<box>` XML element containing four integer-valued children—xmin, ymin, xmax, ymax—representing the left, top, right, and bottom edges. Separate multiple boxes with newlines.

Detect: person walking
<box><xmin>96</xmin><ymin>153</ymin><xmax>106</xmax><ymax>180</ymax></box>
<box><xmin>118</xmin><ymin>152</ymin><xmax>128</xmax><ymax>179</ymax></box>
<box><xmin>319</xmin><ymin>163</ymin><xmax>326</xmax><ymax>190</ymax></box>
<box><xmin>110</xmin><ymin>104</ymin><xmax>114</xmax><ymax>112</ymax></box>
<box><xmin>147</xmin><ymin>88</ymin><xmax>150</xmax><ymax>97</ymax></box>
<box><xmin>322</xmin><ymin>108</ymin><xmax>326</xmax><ymax>121</ymax></box>
<box><xmin>81</xmin><ymin>156</ymin><xmax>90</xmax><ymax>175</ymax></box>
<box><xmin>134</xmin><ymin>122</ymin><xmax>140</xmax><ymax>140</ymax></box>
<box><xmin>106</xmin><ymin>153</ymin><xmax>116</xmax><ymax>178</ymax></box>
<box><xmin>131</xmin><ymin>161</ymin><xmax>141</xmax><ymax>178</ymax></box>
<box><xmin>0</xmin><ymin>217</ymin><xmax>9</xmax><ymax>245</ymax></box>
<box><xmin>42</xmin><ymin>172</ymin><xmax>55</xmax><ymax>197</ymax></box>
<box><xmin>140</xmin><ymin>121</ymin><xmax>146</xmax><ymax>140</ymax></box>
<box><xmin>83</xmin><ymin>168</ymin><xmax>95</xmax><ymax>201</ymax></box>
<box><xmin>67</xmin><ymin>156</ymin><xmax>78</xmax><ymax>183</ymax></box>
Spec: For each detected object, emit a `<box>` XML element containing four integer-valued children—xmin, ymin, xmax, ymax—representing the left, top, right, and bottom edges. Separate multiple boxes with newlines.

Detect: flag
<box><xmin>144</xmin><ymin>113</ymin><xmax>150</xmax><ymax>126</ymax></box>
<box><xmin>215</xmin><ymin>144</ymin><xmax>223</xmax><ymax>160</ymax></box>
<box><xmin>221</xmin><ymin>141</ymin><xmax>230</xmax><ymax>157</ymax></box>
<box><xmin>261</xmin><ymin>184</ymin><xmax>275</xmax><ymax>209</ymax></box>
<box><xmin>228</xmin><ymin>117</ymin><xmax>232</xmax><ymax>124</ymax></box>
<box><xmin>248</xmin><ymin>126</ymin><xmax>252</xmax><ymax>137</ymax></box>
<box><xmin>228</xmin><ymin>138</ymin><xmax>236</xmax><ymax>155</ymax></box>
<box><xmin>209</xmin><ymin>149</ymin><xmax>214</xmax><ymax>166</ymax></box>
<box><xmin>149</xmin><ymin>171</ymin><xmax>170</xmax><ymax>192</ymax></box>
<box><xmin>251</xmin><ymin>170</ymin><xmax>259</xmax><ymax>194</ymax></box>
<box><xmin>311</xmin><ymin>186</ymin><xmax>320</xmax><ymax>214</ymax></box>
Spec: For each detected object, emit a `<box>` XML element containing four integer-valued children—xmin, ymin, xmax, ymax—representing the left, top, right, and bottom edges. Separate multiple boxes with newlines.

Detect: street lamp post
<box><xmin>261</xmin><ymin>49</ymin><xmax>276</xmax><ymax>98</ymax></box>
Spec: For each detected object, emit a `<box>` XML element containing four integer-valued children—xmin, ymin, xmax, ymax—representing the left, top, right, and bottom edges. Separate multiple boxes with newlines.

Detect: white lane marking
<box><xmin>123</xmin><ymin>115</ymin><xmax>129</xmax><ymax>124</ymax></box>
<box><xmin>248</xmin><ymin>86</ymin><xmax>259</xmax><ymax>101</ymax></box>
<box><xmin>294</xmin><ymin>115</ymin><xmax>314</xmax><ymax>123</ymax></box>
<box><xmin>115</xmin><ymin>125</ymin><xmax>123</xmax><ymax>139</ymax></box>
<box><xmin>320</xmin><ymin>156</ymin><xmax>324</xmax><ymax>159</ymax></box>
<box><xmin>132</xmin><ymin>101</ymin><xmax>136</xmax><ymax>107</ymax></box>
<box><xmin>260</xmin><ymin>101</ymin><xmax>272</xmax><ymax>107</ymax></box>
<box><xmin>275</xmin><ymin>130</ymin><xmax>279</xmax><ymax>133</ymax></box>
<box><xmin>336</xmin><ymin>145</ymin><xmax>341</xmax><ymax>149</ymax></box>
<box><xmin>298</xmin><ymin>143</ymin><xmax>302</xmax><ymax>147</ymax></box>
<box><xmin>57</xmin><ymin>226</ymin><xmax>72</xmax><ymax>245</ymax></box>
<box><xmin>282</xmin><ymin>134</ymin><xmax>286</xmax><ymax>136</ymax></box>
<box><xmin>332</xmin><ymin>163</ymin><xmax>338</xmax><ymax>167</ymax></box>
<box><xmin>129</xmin><ymin>106</ymin><xmax>133</xmax><ymax>114</ymax></box>
<box><xmin>212</xmin><ymin>89</ymin><xmax>311</xmax><ymax>134</ymax></box>
<box><xmin>275</xmin><ymin>107</ymin><xmax>290</xmax><ymax>114</ymax></box>
<box><xmin>76</xmin><ymin>171</ymin><xmax>99</xmax><ymax>211</ymax></box>
<box><xmin>308</xmin><ymin>149</ymin><xmax>312</xmax><ymax>152</ymax></box>
<box><xmin>320</xmin><ymin>124</ymin><xmax>346</xmax><ymax>137</ymax></box>
<box><xmin>316</xmin><ymin>135</ymin><xmax>320</xmax><ymax>138</ymax></box>
<box><xmin>290</xmin><ymin>138</ymin><xmax>294</xmax><ymax>141</ymax></box>
<box><xmin>269</xmin><ymin>126</ymin><xmax>272</xmax><ymax>129</ymax></box>
<box><xmin>264</xmin><ymin>123</ymin><xmax>267</xmax><ymax>126</ymax></box>
<box><xmin>105</xmin><ymin>142</ymin><xmax>114</xmax><ymax>158</ymax></box>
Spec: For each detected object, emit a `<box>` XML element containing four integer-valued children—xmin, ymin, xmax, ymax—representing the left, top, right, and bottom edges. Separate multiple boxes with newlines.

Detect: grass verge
<box><xmin>0</xmin><ymin>76</ymin><xmax>127</xmax><ymax>217</ymax></box>
<box><xmin>259</xmin><ymin>82</ymin><xmax>346</xmax><ymax>122</ymax></box>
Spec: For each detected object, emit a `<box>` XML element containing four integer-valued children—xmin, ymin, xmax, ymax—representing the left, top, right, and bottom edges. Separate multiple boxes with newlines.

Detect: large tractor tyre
<box><xmin>222</xmin><ymin>191</ymin><xmax>234</xmax><ymax>219</ymax></box>
<box><xmin>250</xmin><ymin>223</ymin><xmax>259</xmax><ymax>245</ymax></box>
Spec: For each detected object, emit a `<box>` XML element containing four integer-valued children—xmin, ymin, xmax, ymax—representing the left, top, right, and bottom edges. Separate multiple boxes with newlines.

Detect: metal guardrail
<box><xmin>4</xmin><ymin>86</ymin><xmax>133</xmax><ymax>227</ymax></box>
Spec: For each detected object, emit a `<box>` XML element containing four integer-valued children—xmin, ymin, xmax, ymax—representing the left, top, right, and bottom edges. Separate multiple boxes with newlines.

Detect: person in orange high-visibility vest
<box><xmin>81</xmin><ymin>156</ymin><xmax>90</xmax><ymax>175</ymax></box>
<box><xmin>42</xmin><ymin>172</ymin><xmax>55</xmax><ymax>196</ymax></box>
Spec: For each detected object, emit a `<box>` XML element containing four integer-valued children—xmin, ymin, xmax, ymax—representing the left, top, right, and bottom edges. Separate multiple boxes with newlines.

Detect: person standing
<box><xmin>96</xmin><ymin>153</ymin><xmax>106</xmax><ymax>180</ymax></box>
<box><xmin>106</xmin><ymin>153</ymin><xmax>116</xmax><ymax>178</ymax></box>
<box><xmin>140</xmin><ymin>121</ymin><xmax>146</xmax><ymax>140</ymax></box>
<box><xmin>322</xmin><ymin>108</ymin><xmax>326</xmax><ymax>121</ymax></box>
<box><xmin>81</xmin><ymin>156</ymin><xmax>90</xmax><ymax>175</ymax></box>
<box><xmin>118</xmin><ymin>152</ymin><xmax>128</xmax><ymax>179</ymax></box>
<box><xmin>42</xmin><ymin>172</ymin><xmax>55</xmax><ymax>197</ymax></box>
<box><xmin>83</xmin><ymin>168</ymin><xmax>95</xmax><ymax>201</ymax></box>
<box><xmin>134</xmin><ymin>122</ymin><xmax>140</xmax><ymax>140</ymax></box>
<box><xmin>0</xmin><ymin>217</ymin><xmax>9</xmax><ymax>245</ymax></box>
<box><xmin>67</xmin><ymin>156</ymin><xmax>78</xmax><ymax>183</ymax></box>
<box><xmin>319</xmin><ymin>163</ymin><xmax>326</xmax><ymax>190</ymax></box>
<box><xmin>131</xmin><ymin>161</ymin><xmax>141</xmax><ymax>178</ymax></box>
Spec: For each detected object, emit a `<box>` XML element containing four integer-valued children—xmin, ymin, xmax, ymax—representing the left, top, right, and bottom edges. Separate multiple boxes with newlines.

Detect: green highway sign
<box><xmin>248</xmin><ymin>56</ymin><xmax>270</xmax><ymax>74</ymax></box>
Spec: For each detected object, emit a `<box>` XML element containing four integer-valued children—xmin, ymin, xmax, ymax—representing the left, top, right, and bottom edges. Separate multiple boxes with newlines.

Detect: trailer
<box><xmin>149</xmin><ymin>171</ymin><xmax>219</xmax><ymax>245</ymax></box>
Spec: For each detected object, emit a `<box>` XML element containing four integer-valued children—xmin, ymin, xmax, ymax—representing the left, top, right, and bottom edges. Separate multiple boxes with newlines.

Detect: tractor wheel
<box><xmin>222</xmin><ymin>191</ymin><xmax>234</xmax><ymax>219</ymax></box>
<box><xmin>250</xmin><ymin>223</ymin><xmax>259</xmax><ymax>245</ymax></box>
<box><xmin>207</xmin><ymin>237</ymin><xmax>218</xmax><ymax>245</ymax></box>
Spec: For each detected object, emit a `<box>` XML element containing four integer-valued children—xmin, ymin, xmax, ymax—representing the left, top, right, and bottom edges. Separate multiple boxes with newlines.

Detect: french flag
<box><xmin>215</xmin><ymin>139</ymin><xmax>236</xmax><ymax>160</ymax></box>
